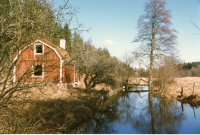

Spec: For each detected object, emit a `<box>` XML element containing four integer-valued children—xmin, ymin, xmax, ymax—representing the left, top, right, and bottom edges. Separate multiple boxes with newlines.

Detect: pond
<box><xmin>71</xmin><ymin>86</ymin><xmax>200</xmax><ymax>134</ymax></box>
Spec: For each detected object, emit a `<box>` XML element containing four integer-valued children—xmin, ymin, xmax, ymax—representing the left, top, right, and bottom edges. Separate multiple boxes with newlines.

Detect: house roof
<box><xmin>56</xmin><ymin>46</ymin><xmax>71</xmax><ymax>62</ymax></box>
<box><xmin>13</xmin><ymin>37</ymin><xmax>71</xmax><ymax>63</ymax></box>
<box><xmin>33</xmin><ymin>37</ymin><xmax>71</xmax><ymax>61</ymax></box>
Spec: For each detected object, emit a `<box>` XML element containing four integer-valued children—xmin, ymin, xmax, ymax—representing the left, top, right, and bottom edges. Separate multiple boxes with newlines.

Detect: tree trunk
<box><xmin>149</xmin><ymin>14</ymin><xmax>155</xmax><ymax>91</ymax></box>
<box><xmin>149</xmin><ymin>39</ymin><xmax>154</xmax><ymax>90</ymax></box>
<box><xmin>149</xmin><ymin>51</ymin><xmax>153</xmax><ymax>90</ymax></box>
<box><xmin>84</xmin><ymin>74</ymin><xmax>90</xmax><ymax>91</ymax></box>
<box><xmin>149</xmin><ymin>92</ymin><xmax>155</xmax><ymax>133</ymax></box>
<box><xmin>84</xmin><ymin>74</ymin><xmax>99</xmax><ymax>91</ymax></box>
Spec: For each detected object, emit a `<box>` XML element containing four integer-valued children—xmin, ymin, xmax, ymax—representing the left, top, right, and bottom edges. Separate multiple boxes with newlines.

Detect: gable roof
<box><xmin>56</xmin><ymin>46</ymin><xmax>71</xmax><ymax>62</ymax></box>
<box><xmin>13</xmin><ymin>37</ymin><xmax>71</xmax><ymax>63</ymax></box>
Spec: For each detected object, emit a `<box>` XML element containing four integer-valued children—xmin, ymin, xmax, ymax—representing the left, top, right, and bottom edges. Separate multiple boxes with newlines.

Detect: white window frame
<box><xmin>32</xmin><ymin>64</ymin><xmax>44</xmax><ymax>78</ymax></box>
<box><xmin>34</xmin><ymin>43</ymin><xmax>44</xmax><ymax>55</ymax></box>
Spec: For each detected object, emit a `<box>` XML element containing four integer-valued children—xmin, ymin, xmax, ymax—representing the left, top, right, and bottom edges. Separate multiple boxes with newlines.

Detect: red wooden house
<box><xmin>13</xmin><ymin>37</ymin><xmax>78</xmax><ymax>84</ymax></box>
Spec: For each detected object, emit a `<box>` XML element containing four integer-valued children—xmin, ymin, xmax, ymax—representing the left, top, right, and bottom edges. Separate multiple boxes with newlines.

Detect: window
<box><xmin>35</xmin><ymin>45</ymin><xmax>43</xmax><ymax>54</ymax></box>
<box><xmin>33</xmin><ymin>65</ymin><xmax>43</xmax><ymax>76</ymax></box>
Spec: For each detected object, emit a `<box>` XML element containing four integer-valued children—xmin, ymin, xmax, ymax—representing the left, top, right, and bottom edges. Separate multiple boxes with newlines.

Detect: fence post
<box><xmin>193</xmin><ymin>82</ymin><xmax>195</xmax><ymax>95</ymax></box>
<box><xmin>181</xmin><ymin>87</ymin><xmax>183</xmax><ymax>98</ymax></box>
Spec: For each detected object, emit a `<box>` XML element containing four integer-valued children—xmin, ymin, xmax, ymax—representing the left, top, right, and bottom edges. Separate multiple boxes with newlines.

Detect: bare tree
<box><xmin>190</xmin><ymin>18</ymin><xmax>200</xmax><ymax>34</ymax></box>
<box><xmin>132</xmin><ymin>0</ymin><xmax>178</xmax><ymax>90</ymax></box>
<box><xmin>119</xmin><ymin>52</ymin><xmax>135</xmax><ymax>85</ymax></box>
<box><xmin>152</xmin><ymin>55</ymin><xmax>180</xmax><ymax>92</ymax></box>
<box><xmin>72</xmin><ymin>35</ymin><xmax>116</xmax><ymax>91</ymax></box>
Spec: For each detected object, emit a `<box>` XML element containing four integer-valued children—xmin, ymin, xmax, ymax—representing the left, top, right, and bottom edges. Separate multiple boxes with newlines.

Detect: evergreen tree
<box><xmin>63</xmin><ymin>23</ymin><xmax>72</xmax><ymax>54</ymax></box>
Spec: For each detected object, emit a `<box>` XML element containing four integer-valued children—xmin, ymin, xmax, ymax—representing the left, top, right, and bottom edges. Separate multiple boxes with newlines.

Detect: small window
<box><xmin>34</xmin><ymin>65</ymin><xmax>42</xmax><ymax>76</ymax></box>
<box><xmin>36</xmin><ymin>45</ymin><xmax>43</xmax><ymax>54</ymax></box>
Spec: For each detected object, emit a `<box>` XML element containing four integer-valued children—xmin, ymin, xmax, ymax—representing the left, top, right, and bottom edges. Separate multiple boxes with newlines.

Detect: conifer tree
<box><xmin>63</xmin><ymin>23</ymin><xmax>72</xmax><ymax>54</ymax></box>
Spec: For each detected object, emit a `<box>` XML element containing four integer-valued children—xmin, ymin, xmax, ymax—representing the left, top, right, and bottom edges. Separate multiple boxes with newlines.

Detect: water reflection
<box><xmin>71</xmin><ymin>86</ymin><xmax>200</xmax><ymax>134</ymax></box>
<box><xmin>134</xmin><ymin>92</ymin><xmax>185</xmax><ymax>134</ymax></box>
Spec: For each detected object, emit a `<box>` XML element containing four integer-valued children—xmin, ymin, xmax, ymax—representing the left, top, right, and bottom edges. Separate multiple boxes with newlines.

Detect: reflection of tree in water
<box><xmin>73</xmin><ymin>114</ymin><xmax>116</xmax><ymax>134</ymax></box>
<box><xmin>72</xmin><ymin>92</ymin><xmax>186</xmax><ymax>134</ymax></box>
<box><xmin>130</xmin><ymin>92</ymin><xmax>185</xmax><ymax>134</ymax></box>
<box><xmin>72</xmin><ymin>94</ymin><xmax>122</xmax><ymax>134</ymax></box>
<box><xmin>108</xmin><ymin>92</ymin><xmax>186</xmax><ymax>134</ymax></box>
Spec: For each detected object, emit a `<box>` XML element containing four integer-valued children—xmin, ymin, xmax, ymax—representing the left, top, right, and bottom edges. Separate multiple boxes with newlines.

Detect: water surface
<box><xmin>72</xmin><ymin>86</ymin><xmax>200</xmax><ymax>134</ymax></box>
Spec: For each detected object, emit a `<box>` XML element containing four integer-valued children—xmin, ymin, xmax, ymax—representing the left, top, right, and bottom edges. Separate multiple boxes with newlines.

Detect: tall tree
<box><xmin>133</xmin><ymin>0</ymin><xmax>178</xmax><ymax>89</ymax></box>
<box><xmin>63</xmin><ymin>23</ymin><xmax>72</xmax><ymax>54</ymax></box>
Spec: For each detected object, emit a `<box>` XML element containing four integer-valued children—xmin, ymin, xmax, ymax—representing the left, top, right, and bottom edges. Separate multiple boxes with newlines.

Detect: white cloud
<box><xmin>103</xmin><ymin>39</ymin><xmax>117</xmax><ymax>45</ymax></box>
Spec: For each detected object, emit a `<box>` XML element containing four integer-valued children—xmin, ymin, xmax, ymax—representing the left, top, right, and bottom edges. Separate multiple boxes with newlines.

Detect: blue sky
<box><xmin>56</xmin><ymin>0</ymin><xmax>199</xmax><ymax>64</ymax></box>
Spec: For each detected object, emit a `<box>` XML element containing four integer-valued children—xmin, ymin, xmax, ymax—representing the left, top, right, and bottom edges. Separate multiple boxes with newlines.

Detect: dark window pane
<box><xmin>34</xmin><ymin>65</ymin><xmax>42</xmax><ymax>76</ymax></box>
<box><xmin>36</xmin><ymin>45</ymin><xmax>42</xmax><ymax>53</ymax></box>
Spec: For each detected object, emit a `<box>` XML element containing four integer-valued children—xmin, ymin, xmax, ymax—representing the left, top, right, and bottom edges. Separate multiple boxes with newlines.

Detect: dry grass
<box><xmin>20</xmin><ymin>92</ymin><xmax>97</xmax><ymax>133</ymax></box>
<box><xmin>167</xmin><ymin>77</ymin><xmax>200</xmax><ymax>97</ymax></box>
<box><xmin>1</xmin><ymin>74</ymin><xmax>120</xmax><ymax>133</ymax></box>
<box><xmin>128</xmin><ymin>77</ymin><xmax>148</xmax><ymax>85</ymax></box>
<box><xmin>0</xmin><ymin>83</ymin><xmax>112</xmax><ymax>134</ymax></box>
<box><xmin>128</xmin><ymin>77</ymin><xmax>200</xmax><ymax>99</ymax></box>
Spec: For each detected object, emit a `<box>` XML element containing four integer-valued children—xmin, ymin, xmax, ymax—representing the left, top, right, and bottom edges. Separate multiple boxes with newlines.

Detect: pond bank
<box><xmin>4</xmin><ymin>77</ymin><xmax>199</xmax><ymax>133</ymax></box>
<box><xmin>25</xmin><ymin>80</ymin><xmax>199</xmax><ymax>133</ymax></box>
<box><xmin>19</xmin><ymin>84</ymin><xmax>120</xmax><ymax>134</ymax></box>
<box><xmin>161</xmin><ymin>77</ymin><xmax>200</xmax><ymax>106</ymax></box>
<box><xmin>70</xmin><ymin>87</ymin><xmax>200</xmax><ymax>134</ymax></box>
<box><xmin>128</xmin><ymin>77</ymin><xmax>200</xmax><ymax>105</ymax></box>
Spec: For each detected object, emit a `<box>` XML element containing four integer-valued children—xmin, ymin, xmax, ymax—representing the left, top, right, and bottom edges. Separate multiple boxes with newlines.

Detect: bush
<box><xmin>152</xmin><ymin>57</ymin><xmax>177</xmax><ymax>92</ymax></box>
<box><xmin>191</xmin><ymin>65</ymin><xmax>200</xmax><ymax>77</ymax></box>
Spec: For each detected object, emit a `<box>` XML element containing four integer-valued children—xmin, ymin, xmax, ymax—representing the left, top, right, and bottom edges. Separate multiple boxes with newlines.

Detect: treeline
<box><xmin>71</xmin><ymin>33</ymin><xmax>135</xmax><ymax>90</ymax></box>
<box><xmin>135</xmin><ymin>61</ymin><xmax>200</xmax><ymax>78</ymax></box>
<box><xmin>178</xmin><ymin>62</ymin><xmax>200</xmax><ymax>70</ymax></box>
<box><xmin>177</xmin><ymin>62</ymin><xmax>200</xmax><ymax>77</ymax></box>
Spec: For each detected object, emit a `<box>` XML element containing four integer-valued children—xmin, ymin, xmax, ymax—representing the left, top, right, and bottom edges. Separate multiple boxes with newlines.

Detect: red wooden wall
<box><xmin>63</xmin><ymin>65</ymin><xmax>78</xmax><ymax>83</ymax></box>
<box><xmin>14</xmin><ymin>44</ymin><xmax>76</xmax><ymax>83</ymax></box>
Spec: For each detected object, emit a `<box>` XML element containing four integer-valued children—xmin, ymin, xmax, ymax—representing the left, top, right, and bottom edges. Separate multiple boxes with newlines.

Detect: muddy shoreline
<box><xmin>176</xmin><ymin>95</ymin><xmax>200</xmax><ymax>107</ymax></box>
